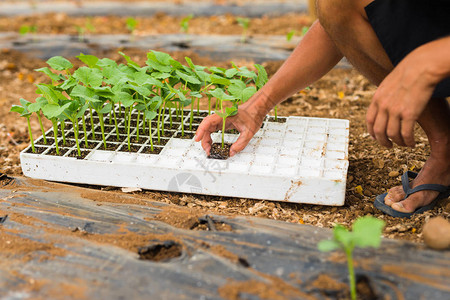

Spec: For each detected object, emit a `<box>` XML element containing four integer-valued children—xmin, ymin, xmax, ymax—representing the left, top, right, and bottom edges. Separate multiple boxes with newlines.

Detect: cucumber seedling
<box><xmin>10</xmin><ymin>99</ymin><xmax>35</xmax><ymax>153</ymax></box>
<box><xmin>318</xmin><ymin>216</ymin><xmax>385</xmax><ymax>300</ymax></box>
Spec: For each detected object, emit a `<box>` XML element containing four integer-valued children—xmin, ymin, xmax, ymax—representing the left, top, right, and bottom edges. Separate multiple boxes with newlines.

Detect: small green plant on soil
<box><xmin>126</xmin><ymin>17</ymin><xmax>138</xmax><ymax>40</ymax></box>
<box><xmin>75</xmin><ymin>17</ymin><xmax>96</xmax><ymax>42</ymax></box>
<box><xmin>236</xmin><ymin>17</ymin><xmax>250</xmax><ymax>43</ymax></box>
<box><xmin>13</xmin><ymin>50</ymin><xmax>267</xmax><ymax>157</ymax></box>
<box><xmin>318</xmin><ymin>216</ymin><xmax>385</xmax><ymax>300</ymax></box>
<box><xmin>286</xmin><ymin>29</ymin><xmax>296</xmax><ymax>42</ymax></box>
<box><xmin>180</xmin><ymin>14</ymin><xmax>193</xmax><ymax>34</ymax></box>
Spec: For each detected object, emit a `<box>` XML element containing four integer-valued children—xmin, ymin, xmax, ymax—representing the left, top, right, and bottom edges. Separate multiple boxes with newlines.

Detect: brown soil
<box><xmin>0</xmin><ymin>12</ymin><xmax>312</xmax><ymax>36</ymax></box>
<box><xmin>268</xmin><ymin>116</ymin><xmax>287</xmax><ymax>123</ymax></box>
<box><xmin>98</xmin><ymin>142</ymin><xmax>119</xmax><ymax>151</ymax></box>
<box><xmin>224</xmin><ymin>129</ymin><xmax>239</xmax><ymax>134</ymax></box>
<box><xmin>1</xmin><ymin>48</ymin><xmax>449</xmax><ymax>243</ymax></box>
<box><xmin>138</xmin><ymin>240</ymin><xmax>183</xmax><ymax>262</ymax></box>
<box><xmin>47</xmin><ymin>147</ymin><xmax>70</xmax><ymax>156</ymax></box>
<box><xmin>140</xmin><ymin>145</ymin><xmax>162</xmax><ymax>155</ymax></box>
<box><xmin>107</xmin><ymin>134</ymin><xmax>126</xmax><ymax>142</ymax></box>
<box><xmin>209</xmin><ymin>142</ymin><xmax>231</xmax><ymax>159</ymax></box>
<box><xmin>66</xmin><ymin>149</ymin><xmax>90</xmax><ymax>159</ymax></box>
<box><xmin>79</xmin><ymin>141</ymin><xmax>98</xmax><ymax>149</ymax></box>
<box><xmin>153</xmin><ymin>138</ymin><xmax>169</xmax><ymax>146</ymax></box>
<box><xmin>117</xmin><ymin>144</ymin><xmax>142</xmax><ymax>153</ymax></box>
<box><xmin>174</xmin><ymin>131</ymin><xmax>195</xmax><ymax>139</ymax></box>
<box><xmin>25</xmin><ymin>146</ymin><xmax>47</xmax><ymax>154</ymax></box>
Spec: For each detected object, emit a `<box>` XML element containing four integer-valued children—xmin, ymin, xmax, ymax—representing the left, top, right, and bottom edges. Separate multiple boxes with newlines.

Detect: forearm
<box><xmin>248</xmin><ymin>20</ymin><xmax>343</xmax><ymax>113</ymax></box>
<box><xmin>416</xmin><ymin>36</ymin><xmax>450</xmax><ymax>86</ymax></box>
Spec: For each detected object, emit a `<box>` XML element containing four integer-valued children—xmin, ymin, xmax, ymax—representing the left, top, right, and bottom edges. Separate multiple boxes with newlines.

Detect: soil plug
<box><xmin>423</xmin><ymin>216</ymin><xmax>450</xmax><ymax>250</ymax></box>
<box><xmin>318</xmin><ymin>216</ymin><xmax>385</xmax><ymax>300</ymax></box>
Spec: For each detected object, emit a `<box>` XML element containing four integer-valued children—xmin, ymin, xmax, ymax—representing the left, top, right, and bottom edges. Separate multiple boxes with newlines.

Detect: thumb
<box><xmin>230</xmin><ymin>131</ymin><xmax>252</xmax><ymax>157</ymax></box>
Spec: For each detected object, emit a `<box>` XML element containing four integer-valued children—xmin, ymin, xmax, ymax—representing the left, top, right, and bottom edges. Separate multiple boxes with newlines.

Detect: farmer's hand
<box><xmin>366</xmin><ymin>40</ymin><xmax>448</xmax><ymax>148</ymax></box>
<box><xmin>195</xmin><ymin>92</ymin><xmax>270</xmax><ymax>156</ymax></box>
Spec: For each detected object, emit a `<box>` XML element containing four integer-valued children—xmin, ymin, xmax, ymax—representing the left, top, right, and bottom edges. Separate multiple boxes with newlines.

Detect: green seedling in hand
<box><xmin>236</xmin><ymin>17</ymin><xmax>250</xmax><ymax>43</ymax></box>
<box><xmin>286</xmin><ymin>30</ymin><xmax>296</xmax><ymax>41</ymax></box>
<box><xmin>318</xmin><ymin>216</ymin><xmax>385</xmax><ymax>300</ymax></box>
<box><xmin>10</xmin><ymin>99</ymin><xmax>35</xmax><ymax>153</ymax></box>
<box><xmin>180</xmin><ymin>14</ymin><xmax>193</xmax><ymax>34</ymax></box>
<box><xmin>210</xmin><ymin>88</ymin><xmax>236</xmax><ymax>148</ymax></box>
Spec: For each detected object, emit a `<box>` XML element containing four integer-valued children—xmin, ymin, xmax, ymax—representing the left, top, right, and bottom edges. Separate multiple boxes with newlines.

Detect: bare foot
<box><xmin>384</xmin><ymin>155</ymin><xmax>450</xmax><ymax>213</ymax></box>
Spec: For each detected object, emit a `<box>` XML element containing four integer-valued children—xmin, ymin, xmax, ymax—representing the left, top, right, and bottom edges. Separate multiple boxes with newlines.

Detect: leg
<box><xmin>317</xmin><ymin>0</ymin><xmax>450</xmax><ymax>213</ymax></box>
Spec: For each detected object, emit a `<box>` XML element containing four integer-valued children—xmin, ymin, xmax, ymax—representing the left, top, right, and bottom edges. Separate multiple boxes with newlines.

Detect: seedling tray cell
<box><xmin>20</xmin><ymin>110</ymin><xmax>349</xmax><ymax>206</ymax></box>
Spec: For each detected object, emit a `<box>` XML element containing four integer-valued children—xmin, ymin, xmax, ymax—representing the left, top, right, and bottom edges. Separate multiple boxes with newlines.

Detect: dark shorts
<box><xmin>365</xmin><ymin>0</ymin><xmax>450</xmax><ymax>98</ymax></box>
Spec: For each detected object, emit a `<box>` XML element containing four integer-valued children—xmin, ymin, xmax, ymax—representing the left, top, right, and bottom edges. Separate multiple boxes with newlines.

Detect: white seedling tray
<box><xmin>20</xmin><ymin>110</ymin><xmax>349</xmax><ymax>205</ymax></box>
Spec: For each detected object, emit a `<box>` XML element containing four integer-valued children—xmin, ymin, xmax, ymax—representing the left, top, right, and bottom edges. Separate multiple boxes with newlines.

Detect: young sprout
<box><xmin>126</xmin><ymin>17</ymin><xmax>138</xmax><ymax>40</ymax></box>
<box><xmin>236</xmin><ymin>17</ymin><xmax>250</xmax><ymax>43</ymax></box>
<box><xmin>27</xmin><ymin>97</ymin><xmax>48</xmax><ymax>144</ymax></box>
<box><xmin>210</xmin><ymin>88</ymin><xmax>236</xmax><ymax>148</ymax></box>
<box><xmin>10</xmin><ymin>99</ymin><xmax>35</xmax><ymax>153</ymax></box>
<box><xmin>318</xmin><ymin>216</ymin><xmax>385</xmax><ymax>300</ymax></box>
<box><xmin>180</xmin><ymin>14</ymin><xmax>193</xmax><ymax>34</ymax></box>
<box><xmin>286</xmin><ymin>29</ymin><xmax>296</xmax><ymax>42</ymax></box>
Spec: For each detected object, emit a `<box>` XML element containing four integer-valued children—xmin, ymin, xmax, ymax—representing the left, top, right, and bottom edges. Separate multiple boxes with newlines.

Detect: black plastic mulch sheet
<box><xmin>0</xmin><ymin>177</ymin><xmax>449</xmax><ymax>299</ymax></box>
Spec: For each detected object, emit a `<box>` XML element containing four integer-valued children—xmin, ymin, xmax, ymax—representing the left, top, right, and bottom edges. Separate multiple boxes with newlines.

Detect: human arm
<box><xmin>195</xmin><ymin>20</ymin><xmax>343</xmax><ymax>156</ymax></box>
<box><xmin>366</xmin><ymin>36</ymin><xmax>450</xmax><ymax>148</ymax></box>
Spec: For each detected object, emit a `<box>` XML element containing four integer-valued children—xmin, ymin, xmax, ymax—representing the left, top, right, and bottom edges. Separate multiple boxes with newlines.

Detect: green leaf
<box><xmin>28</xmin><ymin>102</ymin><xmax>42</xmax><ymax>113</ymax></box>
<box><xmin>41</xmin><ymin>103</ymin><xmax>71</xmax><ymax>119</ymax></box>
<box><xmin>225</xmin><ymin>68</ymin><xmax>239</xmax><ymax>78</ymax></box>
<box><xmin>149</xmin><ymin>50</ymin><xmax>172</xmax><ymax>65</ymax></box>
<box><xmin>60</xmin><ymin>77</ymin><xmax>77</xmax><ymax>90</ymax></box>
<box><xmin>77</xmin><ymin>53</ymin><xmax>99</xmax><ymax>68</ymax></box>
<box><xmin>98</xmin><ymin>103</ymin><xmax>112</xmax><ymax>114</ymax></box>
<box><xmin>210</xmin><ymin>74</ymin><xmax>231</xmax><ymax>86</ymax></box>
<box><xmin>352</xmin><ymin>216</ymin><xmax>385</xmax><ymax>248</ymax></box>
<box><xmin>241</xmin><ymin>86</ymin><xmax>257</xmax><ymax>102</ymax></box>
<box><xmin>318</xmin><ymin>240</ymin><xmax>340</xmax><ymax>252</ymax></box>
<box><xmin>286</xmin><ymin>30</ymin><xmax>296</xmax><ymax>41</ymax></box>
<box><xmin>176</xmin><ymin>70</ymin><xmax>201</xmax><ymax>85</ymax></box>
<box><xmin>96</xmin><ymin>58</ymin><xmax>117</xmax><ymax>68</ymax></box>
<box><xmin>210</xmin><ymin>88</ymin><xmax>235</xmax><ymax>101</ymax></box>
<box><xmin>227</xmin><ymin>80</ymin><xmax>246</xmax><ymax>98</ymax></box>
<box><xmin>10</xmin><ymin>105</ymin><xmax>25</xmax><ymax>114</ymax></box>
<box><xmin>254</xmin><ymin>64</ymin><xmax>268</xmax><ymax>89</ymax></box>
<box><xmin>76</xmin><ymin>102</ymin><xmax>90</xmax><ymax>118</ymax></box>
<box><xmin>185</xmin><ymin>57</ymin><xmax>196</xmax><ymax>70</ymax></box>
<box><xmin>225</xmin><ymin>105</ymin><xmax>238</xmax><ymax>117</ymax></box>
<box><xmin>73</xmin><ymin>67</ymin><xmax>103</xmax><ymax>87</ymax></box>
<box><xmin>119</xmin><ymin>51</ymin><xmax>141</xmax><ymax>70</ymax></box>
<box><xmin>35</xmin><ymin>67</ymin><xmax>63</xmax><ymax>82</ymax></box>
<box><xmin>333</xmin><ymin>225</ymin><xmax>352</xmax><ymax>248</ymax></box>
<box><xmin>36</xmin><ymin>84</ymin><xmax>60</xmax><ymax>105</ymax></box>
<box><xmin>124</xmin><ymin>83</ymin><xmax>150</xmax><ymax>97</ymax></box>
<box><xmin>46</xmin><ymin>56</ymin><xmax>73</xmax><ymax>71</ymax></box>
<box><xmin>114</xmin><ymin>91</ymin><xmax>134</xmax><ymax>107</ymax></box>
<box><xmin>169</xmin><ymin>59</ymin><xmax>183</xmax><ymax>70</ymax></box>
<box><xmin>126</xmin><ymin>17</ymin><xmax>138</xmax><ymax>32</ymax></box>
<box><xmin>151</xmin><ymin>72</ymin><xmax>171</xmax><ymax>80</ymax></box>
<box><xmin>70</xmin><ymin>85</ymin><xmax>98</xmax><ymax>102</ymax></box>
<box><xmin>144</xmin><ymin>110</ymin><xmax>157</xmax><ymax>120</ymax></box>
<box><xmin>236</xmin><ymin>17</ymin><xmax>250</xmax><ymax>29</ymax></box>
<box><xmin>209</xmin><ymin>66</ymin><xmax>226</xmax><ymax>75</ymax></box>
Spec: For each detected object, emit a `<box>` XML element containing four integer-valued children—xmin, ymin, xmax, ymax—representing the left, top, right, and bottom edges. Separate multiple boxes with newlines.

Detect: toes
<box><xmin>385</xmin><ymin>186</ymin><xmax>405</xmax><ymax>206</ymax></box>
<box><xmin>391</xmin><ymin>200</ymin><xmax>415</xmax><ymax>213</ymax></box>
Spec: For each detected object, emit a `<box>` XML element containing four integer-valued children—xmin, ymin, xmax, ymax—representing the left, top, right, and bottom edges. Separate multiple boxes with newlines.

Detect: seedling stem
<box><xmin>26</xmin><ymin>117</ymin><xmax>35</xmax><ymax>153</ymax></box>
<box><xmin>37</xmin><ymin>112</ymin><xmax>47</xmax><ymax>144</ymax></box>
